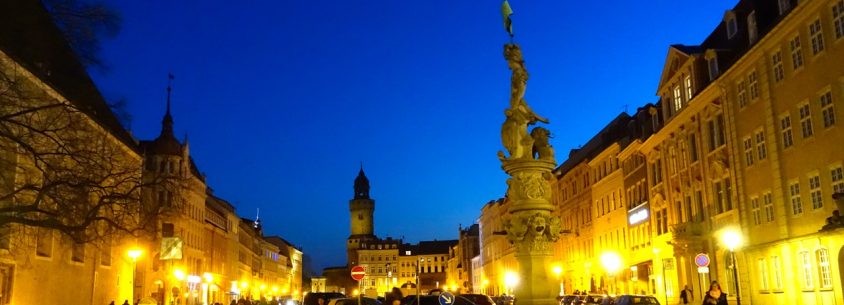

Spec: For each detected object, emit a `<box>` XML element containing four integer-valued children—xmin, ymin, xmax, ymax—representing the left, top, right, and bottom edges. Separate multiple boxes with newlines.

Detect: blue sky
<box><xmin>90</xmin><ymin>0</ymin><xmax>736</xmax><ymax>272</ymax></box>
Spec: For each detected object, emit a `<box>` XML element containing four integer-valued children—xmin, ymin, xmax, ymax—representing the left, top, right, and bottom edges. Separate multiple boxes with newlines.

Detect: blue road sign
<box><xmin>439</xmin><ymin>292</ymin><xmax>455</xmax><ymax>305</ymax></box>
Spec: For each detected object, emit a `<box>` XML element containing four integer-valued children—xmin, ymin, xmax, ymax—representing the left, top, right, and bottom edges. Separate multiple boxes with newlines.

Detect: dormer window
<box><xmin>726</xmin><ymin>12</ymin><xmax>738</xmax><ymax>39</ymax></box>
<box><xmin>707</xmin><ymin>56</ymin><xmax>719</xmax><ymax>81</ymax></box>
<box><xmin>778</xmin><ymin>0</ymin><xmax>791</xmax><ymax>16</ymax></box>
<box><xmin>748</xmin><ymin>11</ymin><xmax>758</xmax><ymax>44</ymax></box>
<box><xmin>673</xmin><ymin>84</ymin><xmax>684</xmax><ymax>112</ymax></box>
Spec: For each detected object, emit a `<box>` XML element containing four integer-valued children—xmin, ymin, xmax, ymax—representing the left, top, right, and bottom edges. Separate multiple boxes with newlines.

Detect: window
<box><xmin>713</xmin><ymin>178</ymin><xmax>733</xmax><ymax>214</ymax></box>
<box><xmin>726</xmin><ymin>15</ymin><xmax>738</xmax><ymax>38</ymax></box>
<box><xmin>748</xmin><ymin>11</ymin><xmax>758</xmax><ymax>44</ymax></box>
<box><xmin>748</xmin><ymin>71</ymin><xmax>759</xmax><ymax>100</ymax></box>
<box><xmin>809</xmin><ymin>19</ymin><xmax>825</xmax><ymax>55</ymax></box>
<box><xmin>708</xmin><ymin>57</ymin><xmax>719</xmax><ymax>81</ymax></box>
<box><xmin>834</xmin><ymin>1</ymin><xmax>844</xmax><ymax>40</ymax></box>
<box><xmin>781</xmin><ymin>115</ymin><xmax>794</xmax><ymax>148</ymax></box>
<box><xmin>831</xmin><ymin>166</ymin><xmax>844</xmax><ymax>194</ymax></box>
<box><xmin>800</xmin><ymin>250</ymin><xmax>814</xmax><ymax>289</ymax></box>
<box><xmin>772</xmin><ymin>256</ymin><xmax>783</xmax><ymax>290</ymax></box>
<box><xmin>743</xmin><ymin>137</ymin><xmax>754</xmax><ymax>166</ymax></box>
<box><xmin>708</xmin><ymin>114</ymin><xmax>726</xmax><ymax>150</ymax></box>
<box><xmin>763</xmin><ymin>192</ymin><xmax>774</xmax><ymax>223</ymax></box>
<box><xmin>757</xmin><ymin>258</ymin><xmax>769</xmax><ymax>290</ymax></box>
<box><xmin>673</xmin><ymin>84</ymin><xmax>683</xmax><ymax>112</ymax></box>
<box><xmin>751</xmin><ymin>196</ymin><xmax>761</xmax><ymax>225</ymax></box>
<box><xmin>737</xmin><ymin>81</ymin><xmax>748</xmax><ymax>108</ymax></box>
<box><xmin>778</xmin><ymin>0</ymin><xmax>791</xmax><ymax>15</ymax></box>
<box><xmin>652</xmin><ymin>159</ymin><xmax>663</xmax><ymax>184</ymax></box>
<box><xmin>689</xmin><ymin>134</ymin><xmax>699</xmax><ymax>162</ymax></box>
<box><xmin>684</xmin><ymin>75</ymin><xmax>693</xmax><ymax>100</ymax></box>
<box><xmin>820</xmin><ymin>90</ymin><xmax>835</xmax><ymax>128</ymax></box>
<box><xmin>799</xmin><ymin>103</ymin><xmax>814</xmax><ymax>138</ymax></box>
<box><xmin>817</xmin><ymin>248</ymin><xmax>832</xmax><ymax>288</ymax></box>
<box><xmin>772</xmin><ymin>52</ymin><xmax>785</xmax><ymax>82</ymax></box>
<box><xmin>790</xmin><ymin>35</ymin><xmax>804</xmax><ymax>70</ymax></box>
<box><xmin>790</xmin><ymin>182</ymin><xmax>804</xmax><ymax>215</ymax></box>
<box><xmin>36</xmin><ymin>229</ymin><xmax>52</xmax><ymax>257</ymax></box>
<box><xmin>809</xmin><ymin>174</ymin><xmax>823</xmax><ymax>209</ymax></box>
<box><xmin>755</xmin><ymin>130</ymin><xmax>767</xmax><ymax>160</ymax></box>
<box><xmin>71</xmin><ymin>242</ymin><xmax>84</xmax><ymax>263</ymax></box>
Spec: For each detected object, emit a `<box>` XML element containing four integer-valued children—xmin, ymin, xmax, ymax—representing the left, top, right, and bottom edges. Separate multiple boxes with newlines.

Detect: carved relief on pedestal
<box><xmin>504</xmin><ymin>212</ymin><xmax>562</xmax><ymax>252</ymax></box>
<box><xmin>506</xmin><ymin>171</ymin><xmax>553</xmax><ymax>202</ymax></box>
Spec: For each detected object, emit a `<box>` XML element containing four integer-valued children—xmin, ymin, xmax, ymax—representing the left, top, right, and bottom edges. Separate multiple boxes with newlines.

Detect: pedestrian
<box><xmin>701</xmin><ymin>281</ymin><xmax>727</xmax><ymax>305</ymax></box>
<box><xmin>108</xmin><ymin>301</ymin><xmax>115</xmax><ymax>305</ymax></box>
<box><xmin>389</xmin><ymin>287</ymin><xmax>404</xmax><ymax>305</ymax></box>
<box><xmin>122</xmin><ymin>300</ymin><xmax>130</xmax><ymax>305</ymax></box>
<box><xmin>679</xmin><ymin>285</ymin><xmax>693</xmax><ymax>304</ymax></box>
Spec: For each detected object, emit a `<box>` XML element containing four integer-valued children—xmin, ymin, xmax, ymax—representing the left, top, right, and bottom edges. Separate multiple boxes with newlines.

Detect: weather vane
<box><xmin>502</xmin><ymin>0</ymin><xmax>514</xmax><ymax>42</ymax></box>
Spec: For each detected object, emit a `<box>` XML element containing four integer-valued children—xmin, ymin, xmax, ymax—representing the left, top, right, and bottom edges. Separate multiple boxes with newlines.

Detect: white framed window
<box><xmin>790</xmin><ymin>181</ymin><xmax>803</xmax><ymax>215</ymax></box>
<box><xmin>800</xmin><ymin>250</ymin><xmax>814</xmax><ymax>289</ymax></box>
<box><xmin>674</xmin><ymin>84</ymin><xmax>683</xmax><ymax>112</ymax></box>
<box><xmin>684</xmin><ymin>75</ymin><xmax>693</xmax><ymax>101</ymax></box>
<box><xmin>834</xmin><ymin>1</ymin><xmax>844</xmax><ymax>40</ymax></box>
<box><xmin>726</xmin><ymin>15</ymin><xmax>738</xmax><ymax>38</ymax></box>
<box><xmin>809</xmin><ymin>174</ymin><xmax>823</xmax><ymax>209</ymax></box>
<box><xmin>743</xmin><ymin>136</ymin><xmax>754</xmax><ymax>166</ymax></box>
<box><xmin>763</xmin><ymin>192</ymin><xmax>774</xmax><ymax>223</ymax></box>
<box><xmin>820</xmin><ymin>90</ymin><xmax>835</xmax><ymax>128</ymax></box>
<box><xmin>831</xmin><ymin>165</ymin><xmax>844</xmax><ymax>194</ymax></box>
<box><xmin>779</xmin><ymin>0</ymin><xmax>791</xmax><ymax>15</ymax></box>
<box><xmin>809</xmin><ymin>19</ymin><xmax>825</xmax><ymax>55</ymax></box>
<box><xmin>790</xmin><ymin>35</ymin><xmax>804</xmax><ymax>70</ymax></box>
<box><xmin>708</xmin><ymin>57</ymin><xmax>719</xmax><ymax>81</ymax></box>
<box><xmin>751</xmin><ymin>196</ymin><xmax>761</xmax><ymax>225</ymax></box>
<box><xmin>772</xmin><ymin>256</ymin><xmax>783</xmax><ymax>290</ymax></box>
<box><xmin>780</xmin><ymin>115</ymin><xmax>794</xmax><ymax>148</ymax></box>
<box><xmin>755</xmin><ymin>130</ymin><xmax>767</xmax><ymax>160</ymax></box>
<box><xmin>757</xmin><ymin>257</ymin><xmax>770</xmax><ymax>290</ymax></box>
<box><xmin>772</xmin><ymin>51</ymin><xmax>785</xmax><ymax>82</ymax></box>
<box><xmin>799</xmin><ymin>103</ymin><xmax>814</xmax><ymax>138</ymax></box>
<box><xmin>748</xmin><ymin>71</ymin><xmax>759</xmax><ymax>100</ymax></box>
<box><xmin>737</xmin><ymin>80</ymin><xmax>748</xmax><ymax>108</ymax></box>
<box><xmin>817</xmin><ymin>248</ymin><xmax>832</xmax><ymax>288</ymax></box>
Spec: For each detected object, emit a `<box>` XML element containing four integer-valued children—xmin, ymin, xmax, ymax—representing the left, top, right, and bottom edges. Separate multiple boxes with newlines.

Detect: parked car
<box><xmin>581</xmin><ymin>295</ymin><xmax>613</xmax><ymax>305</ymax></box>
<box><xmin>405</xmin><ymin>295</ymin><xmax>476</xmax><ymax>305</ymax></box>
<box><xmin>612</xmin><ymin>295</ymin><xmax>660</xmax><ymax>305</ymax></box>
<box><xmin>328</xmin><ymin>297</ymin><xmax>381</xmax><ymax>305</ymax></box>
<box><xmin>458</xmin><ymin>294</ymin><xmax>495</xmax><ymax>305</ymax></box>
<box><xmin>304</xmin><ymin>292</ymin><xmax>346</xmax><ymax>305</ymax></box>
<box><xmin>558</xmin><ymin>295</ymin><xmax>578</xmax><ymax>305</ymax></box>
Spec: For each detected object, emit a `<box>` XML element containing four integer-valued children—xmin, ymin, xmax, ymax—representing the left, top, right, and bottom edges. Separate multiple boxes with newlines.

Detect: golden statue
<box><xmin>500</xmin><ymin>44</ymin><xmax>550</xmax><ymax>161</ymax></box>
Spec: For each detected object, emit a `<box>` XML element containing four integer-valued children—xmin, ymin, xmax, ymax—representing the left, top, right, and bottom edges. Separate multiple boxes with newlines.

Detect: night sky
<box><xmin>89</xmin><ymin>0</ymin><xmax>735</xmax><ymax>273</ymax></box>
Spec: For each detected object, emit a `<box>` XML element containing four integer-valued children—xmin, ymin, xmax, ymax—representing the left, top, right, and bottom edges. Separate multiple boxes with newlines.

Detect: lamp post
<box><xmin>504</xmin><ymin>271</ymin><xmax>519</xmax><ymax>296</ymax></box>
<box><xmin>552</xmin><ymin>266</ymin><xmax>563</xmax><ymax>296</ymax></box>
<box><xmin>600</xmin><ymin>252</ymin><xmax>621</xmax><ymax>295</ymax></box>
<box><xmin>721</xmin><ymin>229</ymin><xmax>742</xmax><ymax>305</ymax></box>
<box><xmin>128</xmin><ymin>248</ymin><xmax>143</xmax><ymax>302</ymax></box>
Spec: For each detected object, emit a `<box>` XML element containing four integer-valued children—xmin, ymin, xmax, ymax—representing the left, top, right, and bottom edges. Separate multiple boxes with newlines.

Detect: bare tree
<box><xmin>40</xmin><ymin>0</ymin><xmax>121</xmax><ymax>69</ymax></box>
<box><xmin>0</xmin><ymin>60</ymin><xmax>181</xmax><ymax>248</ymax></box>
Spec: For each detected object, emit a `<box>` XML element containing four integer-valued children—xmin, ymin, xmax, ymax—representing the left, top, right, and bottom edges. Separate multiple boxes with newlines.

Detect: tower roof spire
<box><xmin>161</xmin><ymin>73</ymin><xmax>175</xmax><ymax>137</ymax></box>
<box><xmin>354</xmin><ymin>165</ymin><xmax>370</xmax><ymax>199</ymax></box>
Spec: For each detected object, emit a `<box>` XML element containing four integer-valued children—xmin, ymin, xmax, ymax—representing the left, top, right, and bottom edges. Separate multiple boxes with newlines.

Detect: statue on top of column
<box><xmin>499</xmin><ymin>44</ymin><xmax>553</xmax><ymax>162</ymax></box>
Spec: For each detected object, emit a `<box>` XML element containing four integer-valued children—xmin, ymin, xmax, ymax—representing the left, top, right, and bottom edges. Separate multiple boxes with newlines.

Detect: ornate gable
<box><xmin>656</xmin><ymin>45</ymin><xmax>699</xmax><ymax>94</ymax></box>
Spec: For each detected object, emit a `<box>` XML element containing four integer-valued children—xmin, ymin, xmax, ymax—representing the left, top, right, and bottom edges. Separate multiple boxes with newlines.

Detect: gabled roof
<box><xmin>655</xmin><ymin>45</ymin><xmax>699</xmax><ymax>93</ymax></box>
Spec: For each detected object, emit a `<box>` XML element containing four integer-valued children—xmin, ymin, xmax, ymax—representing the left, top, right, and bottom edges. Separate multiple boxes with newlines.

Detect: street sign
<box><xmin>351</xmin><ymin>266</ymin><xmax>366</xmax><ymax>281</ymax></box>
<box><xmin>438</xmin><ymin>292</ymin><xmax>455</xmax><ymax>305</ymax></box>
<box><xmin>697</xmin><ymin>266</ymin><xmax>710</xmax><ymax>273</ymax></box>
<box><xmin>694</xmin><ymin>253</ymin><xmax>710</xmax><ymax>267</ymax></box>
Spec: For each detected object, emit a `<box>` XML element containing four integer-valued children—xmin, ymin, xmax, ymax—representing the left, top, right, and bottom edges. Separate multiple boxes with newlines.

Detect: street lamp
<box><xmin>504</xmin><ymin>271</ymin><xmax>519</xmax><ymax>295</ymax></box>
<box><xmin>127</xmin><ymin>248</ymin><xmax>143</xmax><ymax>301</ymax></box>
<box><xmin>600</xmin><ymin>252</ymin><xmax>621</xmax><ymax>295</ymax></box>
<box><xmin>552</xmin><ymin>265</ymin><xmax>563</xmax><ymax>296</ymax></box>
<box><xmin>721</xmin><ymin>229</ymin><xmax>743</xmax><ymax>305</ymax></box>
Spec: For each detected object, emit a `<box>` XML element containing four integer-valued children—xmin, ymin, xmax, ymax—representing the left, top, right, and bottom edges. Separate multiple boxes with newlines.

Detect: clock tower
<box><xmin>347</xmin><ymin>166</ymin><xmax>376</xmax><ymax>266</ymax></box>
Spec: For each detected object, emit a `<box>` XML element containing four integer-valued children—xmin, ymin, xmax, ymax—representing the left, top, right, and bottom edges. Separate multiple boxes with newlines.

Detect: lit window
<box><xmin>751</xmin><ymin>196</ymin><xmax>761</xmax><ymax>225</ymax></box>
<box><xmin>771</xmin><ymin>256</ymin><xmax>783</xmax><ymax>290</ymax></box>
<box><xmin>817</xmin><ymin>248</ymin><xmax>832</xmax><ymax>288</ymax></box>
<box><xmin>757</xmin><ymin>258</ymin><xmax>769</xmax><ymax>290</ymax></box>
<box><xmin>790</xmin><ymin>181</ymin><xmax>803</xmax><ymax>215</ymax></box>
<box><xmin>673</xmin><ymin>84</ymin><xmax>683</xmax><ymax>112</ymax></box>
<box><xmin>684</xmin><ymin>75</ymin><xmax>693</xmax><ymax>100</ymax></box>
<box><xmin>834</xmin><ymin>1</ymin><xmax>844</xmax><ymax>39</ymax></box>
<box><xmin>772</xmin><ymin>51</ymin><xmax>784</xmax><ymax>82</ymax></box>
<box><xmin>799</xmin><ymin>250</ymin><xmax>813</xmax><ymax>289</ymax></box>
<box><xmin>755</xmin><ymin>130</ymin><xmax>767</xmax><ymax>160</ymax></box>
<box><xmin>743</xmin><ymin>136</ymin><xmax>754</xmax><ymax>166</ymax></box>
<box><xmin>809</xmin><ymin>174</ymin><xmax>823</xmax><ymax>209</ymax></box>
<box><xmin>763</xmin><ymin>192</ymin><xmax>774</xmax><ymax>223</ymax></box>
<box><xmin>809</xmin><ymin>19</ymin><xmax>825</xmax><ymax>55</ymax></box>
<box><xmin>820</xmin><ymin>90</ymin><xmax>835</xmax><ymax>128</ymax></box>
<box><xmin>737</xmin><ymin>80</ymin><xmax>748</xmax><ymax>108</ymax></box>
<box><xmin>780</xmin><ymin>115</ymin><xmax>794</xmax><ymax>148</ymax></box>
<box><xmin>831</xmin><ymin>166</ymin><xmax>844</xmax><ymax>194</ymax></box>
<box><xmin>790</xmin><ymin>35</ymin><xmax>804</xmax><ymax>70</ymax></box>
<box><xmin>799</xmin><ymin>103</ymin><xmax>814</xmax><ymax>138</ymax></box>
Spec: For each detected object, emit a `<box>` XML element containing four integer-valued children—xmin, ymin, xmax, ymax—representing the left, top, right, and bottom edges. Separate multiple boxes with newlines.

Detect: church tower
<box><xmin>347</xmin><ymin>166</ymin><xmax>376</xmax><ymax>266</ymax></box>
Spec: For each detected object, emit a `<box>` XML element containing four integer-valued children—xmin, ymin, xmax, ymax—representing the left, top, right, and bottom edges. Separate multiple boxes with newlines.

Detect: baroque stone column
<box><xmin>498</xmin><ymin>43</ymin><xmax>561</xmax><ymax>305</ymax></box>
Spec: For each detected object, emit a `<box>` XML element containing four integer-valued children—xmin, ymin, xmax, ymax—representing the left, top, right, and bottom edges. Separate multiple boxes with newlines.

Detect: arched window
<box><xmin>816</xmin><ymin>248</ymin><xmax>832</xmax><ymax>288</ymax></box>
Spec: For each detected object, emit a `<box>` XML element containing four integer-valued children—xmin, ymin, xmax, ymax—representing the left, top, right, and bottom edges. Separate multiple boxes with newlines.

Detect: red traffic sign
<box><xmin>351</xmin><ymin>266</ymin><xmax>366</xmax><ymax>281</ymax></box>
<box><xmin>694</xmin><ymin>253</ymin><xmax>710</xmax><ymax>267</ymax></box>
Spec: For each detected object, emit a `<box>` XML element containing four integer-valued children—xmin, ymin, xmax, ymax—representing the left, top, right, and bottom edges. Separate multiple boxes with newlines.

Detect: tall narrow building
<box><xmin>347</xmin><ymin>167</ymin><xmax>377</xmax><ymax>266</ymax></box>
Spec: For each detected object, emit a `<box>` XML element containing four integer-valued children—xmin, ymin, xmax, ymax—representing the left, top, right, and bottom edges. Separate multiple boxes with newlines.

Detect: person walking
<box><xmin>701</xmin><ymin>281</ymin><xmax>727</xmax><ymax>305</ymax></box>
<box><xmin>679</xmin><ymin>285</ymin><xmax>693</xmax><ymax>304</ymax></box>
